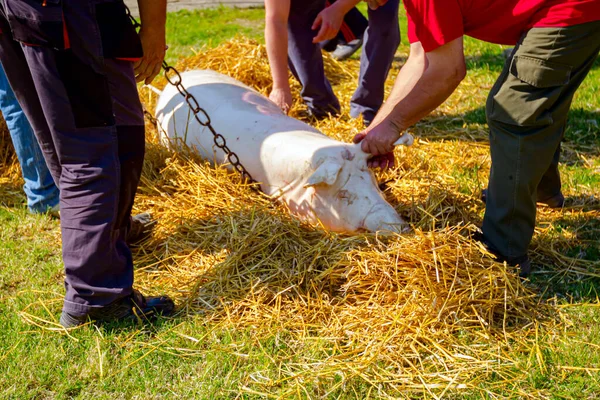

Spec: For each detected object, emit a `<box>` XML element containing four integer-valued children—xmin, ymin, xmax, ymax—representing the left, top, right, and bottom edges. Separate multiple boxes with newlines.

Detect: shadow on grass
<box><xmin>531</xmin><ymin>211</ymin><xmax>600</xmax><ymax>302</ymax></box>
<box><xmin>410</xmin><ymin>107</ymin><xmax>600</xmax><ymax>161</ymax></box>
<box><xmin>149</xmin><ymin>207</ymin><xmax>354</xmax><ymax>317</ymax></box>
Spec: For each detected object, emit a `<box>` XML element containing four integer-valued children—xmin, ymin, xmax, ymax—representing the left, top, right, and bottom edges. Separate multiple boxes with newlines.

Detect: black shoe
<box><xmin>304</xmin><ymin>107</ymin><xmax>340</xmax><ymax>121</ymax></box>
<box><xmin>126</xmin><ymin>213</ymin><xmax>156</xmax><ymax>245</ymax></box>
<box><xmin>362</xmin><ymin>112</ymin><xmax>375</xmax><ymax>128</ymax></box>
<box><xmin>473</xmin><ymin>231</ymin><xmax>531</xmax><ymax>277</ymax></box>
<box><xmin>481</xmin><ymin>189</ymin><xmax>564</xmax><ymax>209</ymax></box>
<box><xmin>59</xmin><ymin>289</ymin><xmax>175</xmax><ymax>328</ymax></box>
<box><xmin>537</xmin><ymin>192</ymin><xmax>565</xmax><ymax>208</ymax></box>
<box><xmin>321</xmin><ymin>38</ymin><xmax>339</xmax><ymax>53</ymax></box>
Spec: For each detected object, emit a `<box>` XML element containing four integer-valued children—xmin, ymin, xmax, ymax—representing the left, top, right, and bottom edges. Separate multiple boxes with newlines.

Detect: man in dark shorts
<box><xmin>357</xmin><ymin>0</ymin><xmax>600</xmax><ymax>276</ymax></box>
<box><xmin>0</xmin><ymin>0</ymin><xmax>175</xmax><ymax>327</ymax></box>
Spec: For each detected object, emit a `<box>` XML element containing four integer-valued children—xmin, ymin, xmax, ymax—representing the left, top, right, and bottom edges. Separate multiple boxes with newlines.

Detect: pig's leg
<box><xmin>393</xmin><ymin>133</ymin><xmax>414</xmax><ymax>147</ymax></box>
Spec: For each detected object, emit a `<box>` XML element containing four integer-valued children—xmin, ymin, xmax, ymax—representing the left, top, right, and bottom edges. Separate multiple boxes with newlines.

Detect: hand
<box><xmin>353</xmin><ymin>132</ymin><xmax>396</xmax><ymax>170</ymax></box>
<box><xmin>269</xmin><ymin>87</ymin><xmax>293</xmax><ymax>113</ymax></box>
<box><xmin>357</xmin><ymin>119</ymin><xmax>402</xmax><ymax>156</ymax></box>
<box><xmin>365</xmin><ymin>0</ymin><xmax>388</xmax><ymax>10</ymax></box>
<box><xmin>134</xmin><ymin>27</ymin><xmax>166</xmax><ymax>85</ymax></box>
<box><xmin>312</xmin><ymin>5</ymin><xmax>345</xmax><ymax>43</ymax></box>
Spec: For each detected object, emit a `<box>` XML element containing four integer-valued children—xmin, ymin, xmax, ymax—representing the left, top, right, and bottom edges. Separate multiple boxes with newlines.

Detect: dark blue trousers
<box><xmin>288</xmin><ymin>0</ymin><xmax>400</xmax><ymax>121</ymax></box>
<box><xmin>288</xmin><ymin>0</ymin><xmax>341</xmax><ymax>118</ymax></box>
<box><xmin>350</xmin><ymin>0</ymin><xmax>400</xmax><ymax>123</ymax></box>
<box><xmin>0</xmin><ymin>0</ymin><xmax>145</xmax><ymax>316</ymax></box>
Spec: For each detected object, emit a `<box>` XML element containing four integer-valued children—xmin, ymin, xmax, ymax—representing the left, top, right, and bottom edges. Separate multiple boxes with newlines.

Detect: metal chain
<box><xmin>126</xmin><ymin>6</ymin><xmax>257</xmax><ymax>186</ymax></box>
<box><xmin>160</xmin><ymin>63</ymin><xmax>256</xmax><ymax>185</ymax></box>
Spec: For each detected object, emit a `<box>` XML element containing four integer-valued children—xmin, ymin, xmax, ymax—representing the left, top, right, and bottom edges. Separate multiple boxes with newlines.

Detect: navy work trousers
<box><xmin>349</xmin><ymin>0</ymin><xmax>400</xmax><ymax>123</ymax></box>
<box><xmin>0</xmin><ymin>0</ymin><xmax>145</xmax><ymax>316</ymax></box>
<box><xmin>288</xmin><ymin>0</ymin><xmax>400</xmax><ymax>121</ymax></box>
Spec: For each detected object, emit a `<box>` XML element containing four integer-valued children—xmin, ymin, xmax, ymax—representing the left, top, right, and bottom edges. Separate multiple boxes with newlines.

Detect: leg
<box><xmin>321</xmin><ymin>3</ymin><xmax>368</xmax><ymax>52</ymax></box>
<box><xmin>287</xmin><ymin>0</ymin><xmax>340</xmax><ymax>118</ymax></box>
<box><xmin>536</xmin><ymin>141</ymin><xmax>563</xmax><ymax>202</ymax></box>
<box><xmin>350</xmin><ymin>0</ymin><xmax>400</xmax><ymax>124</ymax></box>
<box><xmin>0</xmin><ymin>0</ymin><xmax>143</xmax><ymax>315</ymax></box>
<box><xmin>0</xmin><ymin>63</ymin><xmax>59</xmax><ymax>213</ymax></box>
<box><xmin>334</xmin><ymin>0</ymin><xmax>368</xmax><ymax>43</ymax></box>
<box><xmin>483</xmin><ymin>21</ymin><xmax>600</xmax><ymax>261</ymax></box>
<box><xmin>0</xmin><ymin>11</ymin><xmax>61</xmax><ymax>186</ymax></box>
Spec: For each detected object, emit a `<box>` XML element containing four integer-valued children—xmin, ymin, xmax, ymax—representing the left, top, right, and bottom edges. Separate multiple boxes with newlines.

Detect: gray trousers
<box><xmin>483</xmin><ymin>21</ymin><xmax>600</xmax><ymax>260</ymax></box>
<box><xmin>288</xmin><ymin>0</ymin><xmax>399</xmax><ymax>120</ymax></box>
<box><xmin>0</xmin><ymin>0</ymin><xmax>145</xmax><ymax>315</ymax></box>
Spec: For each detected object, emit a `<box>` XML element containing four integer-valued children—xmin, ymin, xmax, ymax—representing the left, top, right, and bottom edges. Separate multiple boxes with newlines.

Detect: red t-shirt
<box><xmin>405</xmin><ymin>0</ymin><xmax>600</xmax><ymax>52</ymax></box>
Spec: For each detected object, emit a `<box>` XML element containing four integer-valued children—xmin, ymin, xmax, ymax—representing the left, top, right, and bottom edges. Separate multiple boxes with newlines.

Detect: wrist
<box><xmin>272</xmin><ymin>83</ymin><xmax>290</xmax><ymax>92</ymax></box>
<box><xmin>335</xmin><ymin>0</ymin><xmax>360</xmax><ymax>14</ymax></box>
<box><xmin>383</xmin><ymin>116</ymin><xmax>405</xmax><ymax>140</ymax></box>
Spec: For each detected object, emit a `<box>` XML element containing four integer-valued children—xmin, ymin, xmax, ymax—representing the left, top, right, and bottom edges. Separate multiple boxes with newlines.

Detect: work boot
<box><xmin>473</xmin><ymin>231</ymin><xmax>532</xmax><ymax>278</ymax></box>
<box><xmin>59</xmin><ymin>289</ymin><xmax>175</xmax><ymax>328</ymax></box>
<box><xmin>331</xmin><ymin>38</ymin><xmax>363</xmax><ymax>61</ymax></box>
<box><xmin>481</xmin><ymin>189</ymin><xmax>564</xmax><ymax>209</ymax></box>
<box><xmin>126</xmin><ymin>212</ymin><xmax>156</xmax><ymax>245</ymax></box>
<box><xmin>537</xmin><ymin>192</ymin><xmax>565</xmax><ymax>208</ymax></box>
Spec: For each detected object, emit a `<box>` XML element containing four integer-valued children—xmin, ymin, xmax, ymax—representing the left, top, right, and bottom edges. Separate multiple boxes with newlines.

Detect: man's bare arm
<box><xmin>359</xmin><ymin>38</ymin><xmax>466</xmax><ymax>157</ymax></box>
<box><xmin>134</xmin><ymin>0</ymin><xmax>167</xmax><ymax>84</ymax></box>
<box><xmin>265</xmin><ymin>0</ymin><xmax>292</xmax><ymax>112</ymax></box>
<box><xmin>369</xmin><ymin>42</ymin><xmax>428</xmax><ymax>127</ymax></box>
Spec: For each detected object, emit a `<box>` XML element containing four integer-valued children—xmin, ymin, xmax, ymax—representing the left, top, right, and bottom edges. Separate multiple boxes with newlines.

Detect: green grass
<box><xmin>1</xmin><ymin>5</ymin><xmax>600</xmax><ymax>399</ymax></box>
<box><xmin>165</xmin><ymin>6</ymin><xmax>265</xmax><ymax>64</ymax></box>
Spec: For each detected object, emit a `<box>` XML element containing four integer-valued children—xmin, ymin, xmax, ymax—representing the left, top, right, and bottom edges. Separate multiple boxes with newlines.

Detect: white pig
<box><xmin>155</xmin><ymin>70</ymin><xmax>413</xmax><ymax>233</ymax></box>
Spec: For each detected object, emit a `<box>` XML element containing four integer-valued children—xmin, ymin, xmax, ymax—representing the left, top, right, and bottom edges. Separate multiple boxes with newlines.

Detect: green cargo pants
<box><xmin>483</xmin><ymin>20</ymin><xmax>600</xmax><ymax>261</ymax></box>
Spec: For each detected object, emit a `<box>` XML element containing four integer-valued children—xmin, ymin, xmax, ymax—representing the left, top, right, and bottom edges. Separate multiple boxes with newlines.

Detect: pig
<box><xmin>154</xmin><ymin>70</ymin><xmax>413</xmax><ymax>233</ymax></box>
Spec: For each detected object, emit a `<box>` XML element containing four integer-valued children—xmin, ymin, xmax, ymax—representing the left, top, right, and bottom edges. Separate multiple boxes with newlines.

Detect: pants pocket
<box><xmin>95</xmin><ymin>1</ymin><xmax>143</xmax><ymax>60</ymax></box>
<box><xmin>5</xmin><ymin>0</ymin><xmax>67</xmax><ymax>49</ymax></box>
<box><xmin>56</xmin><ymin>50</ymin><xmax>115</xmax><ymax>129</ymax></box>
<box><xmin>489</xmin><ymin>55</ymin><xmax>572</xmax><ymax>127</ymax></box>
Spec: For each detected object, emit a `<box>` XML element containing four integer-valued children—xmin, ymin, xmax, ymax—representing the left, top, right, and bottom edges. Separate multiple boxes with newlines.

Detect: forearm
<box><xmin>330</xmin><ymin>0</ymin><xmax>362</xmax><ymax>14</ymax></box>
<box><xmin>265</xmin><ymin>20</ymin><xmax>290</xmax><ymax>90</ymax></box>
<box><xmin>384</xmin><ymin>63</ymin><xmax>464</xmax><ymax>133</ymax></box>
<box><xmin>370</xmin><ymin>49</ymin><xmax>427</xmax><ymax>127</ymax></box>
<box><xmin>376</xmin><ymin>39</ymin><xmax>466</xmax><ymax>134</ymax></box>
<box><xmin>137</xmin><ymin>0</ymin><xmax>167</xmax><ymax>33</ymax></box>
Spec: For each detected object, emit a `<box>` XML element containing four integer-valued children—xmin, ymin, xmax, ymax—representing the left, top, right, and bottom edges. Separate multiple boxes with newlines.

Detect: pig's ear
<box><xmin>304</xmin><ymin>161</ymin><xmax>343</xmax><ymax>187</ymax></box>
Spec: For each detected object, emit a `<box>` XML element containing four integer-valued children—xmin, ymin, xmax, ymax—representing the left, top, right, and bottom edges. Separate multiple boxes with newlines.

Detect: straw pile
<box><xmin>5</xmin><ymin>37</ymin><xmax>598</xmax><ymax>397</ymax></box>
<box><xmin>129</xmin><ymin>38</ymin><xmax>600</xmax><ymax>398</ymax></box>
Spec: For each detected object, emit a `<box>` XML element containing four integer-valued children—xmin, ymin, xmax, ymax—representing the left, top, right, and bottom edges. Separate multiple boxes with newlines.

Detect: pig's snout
<box><xmin>362</xmin><ymin>204</ymin><xmax>407</xmax><ymax>233</ymax></box>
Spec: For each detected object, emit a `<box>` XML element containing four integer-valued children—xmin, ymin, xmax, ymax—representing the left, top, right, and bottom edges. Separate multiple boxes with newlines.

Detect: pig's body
<box><xmin>155</xmin><ymin>70</ymin><xmax>408</xmax><ymax>233</ymax></box>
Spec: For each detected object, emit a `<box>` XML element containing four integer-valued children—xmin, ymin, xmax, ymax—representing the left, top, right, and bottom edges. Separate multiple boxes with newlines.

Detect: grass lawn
<box><xmin>1</xmin><ymin>5</ymin><xmax>599</xmax><ymax>399</ymax></box>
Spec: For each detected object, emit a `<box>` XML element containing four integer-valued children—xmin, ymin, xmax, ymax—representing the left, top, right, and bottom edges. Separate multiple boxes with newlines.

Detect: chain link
<box><xmin>159</xmin><ymin>61</ymin><xmax>257</xmax><ymax>185</ymax></box>
<box><xmin>127</xmin><ymin>6</ymin><xmax>257</xmax><ymax>187</ymax></box>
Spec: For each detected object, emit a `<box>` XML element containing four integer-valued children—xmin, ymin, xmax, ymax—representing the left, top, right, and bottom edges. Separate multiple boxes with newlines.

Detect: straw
<box><xmin>3</xmin><ymin>37</ymin><xmax>597</xmax><ymax>398</ymax></box>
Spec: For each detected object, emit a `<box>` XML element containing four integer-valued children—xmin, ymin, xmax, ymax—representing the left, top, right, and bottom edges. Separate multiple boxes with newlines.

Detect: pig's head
<box><xmin>303</xmin><ymin>143</ymin><xmax>408</xmax><ymax>234</ymax></box>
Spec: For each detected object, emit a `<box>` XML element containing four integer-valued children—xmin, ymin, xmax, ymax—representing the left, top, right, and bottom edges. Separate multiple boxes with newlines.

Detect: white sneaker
<box><xmin>331</xmin><ymin>38</ymin><xmax>363</xmax><ymax>61</ymax></box>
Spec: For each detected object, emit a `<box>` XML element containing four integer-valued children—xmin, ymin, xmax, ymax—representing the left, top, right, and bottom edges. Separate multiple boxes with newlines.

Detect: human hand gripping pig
<box><xmin>353</xmin><ymin>119</ymin><xmax>414</xmax><ymax>170</ymax></box>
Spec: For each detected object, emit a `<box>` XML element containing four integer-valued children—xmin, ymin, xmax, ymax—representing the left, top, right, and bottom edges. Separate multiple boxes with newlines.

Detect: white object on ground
<box><xmin>155</xmin><ymin>70</ymin><xmax>413</xmax><ymax>233</ymax></box>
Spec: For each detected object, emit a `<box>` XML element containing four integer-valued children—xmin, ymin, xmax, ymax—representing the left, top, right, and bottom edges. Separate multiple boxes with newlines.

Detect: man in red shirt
<box><xmin>357</xmin><ymin>0</ymin><xmax>600</xmax><ymax>276</ymax></box>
